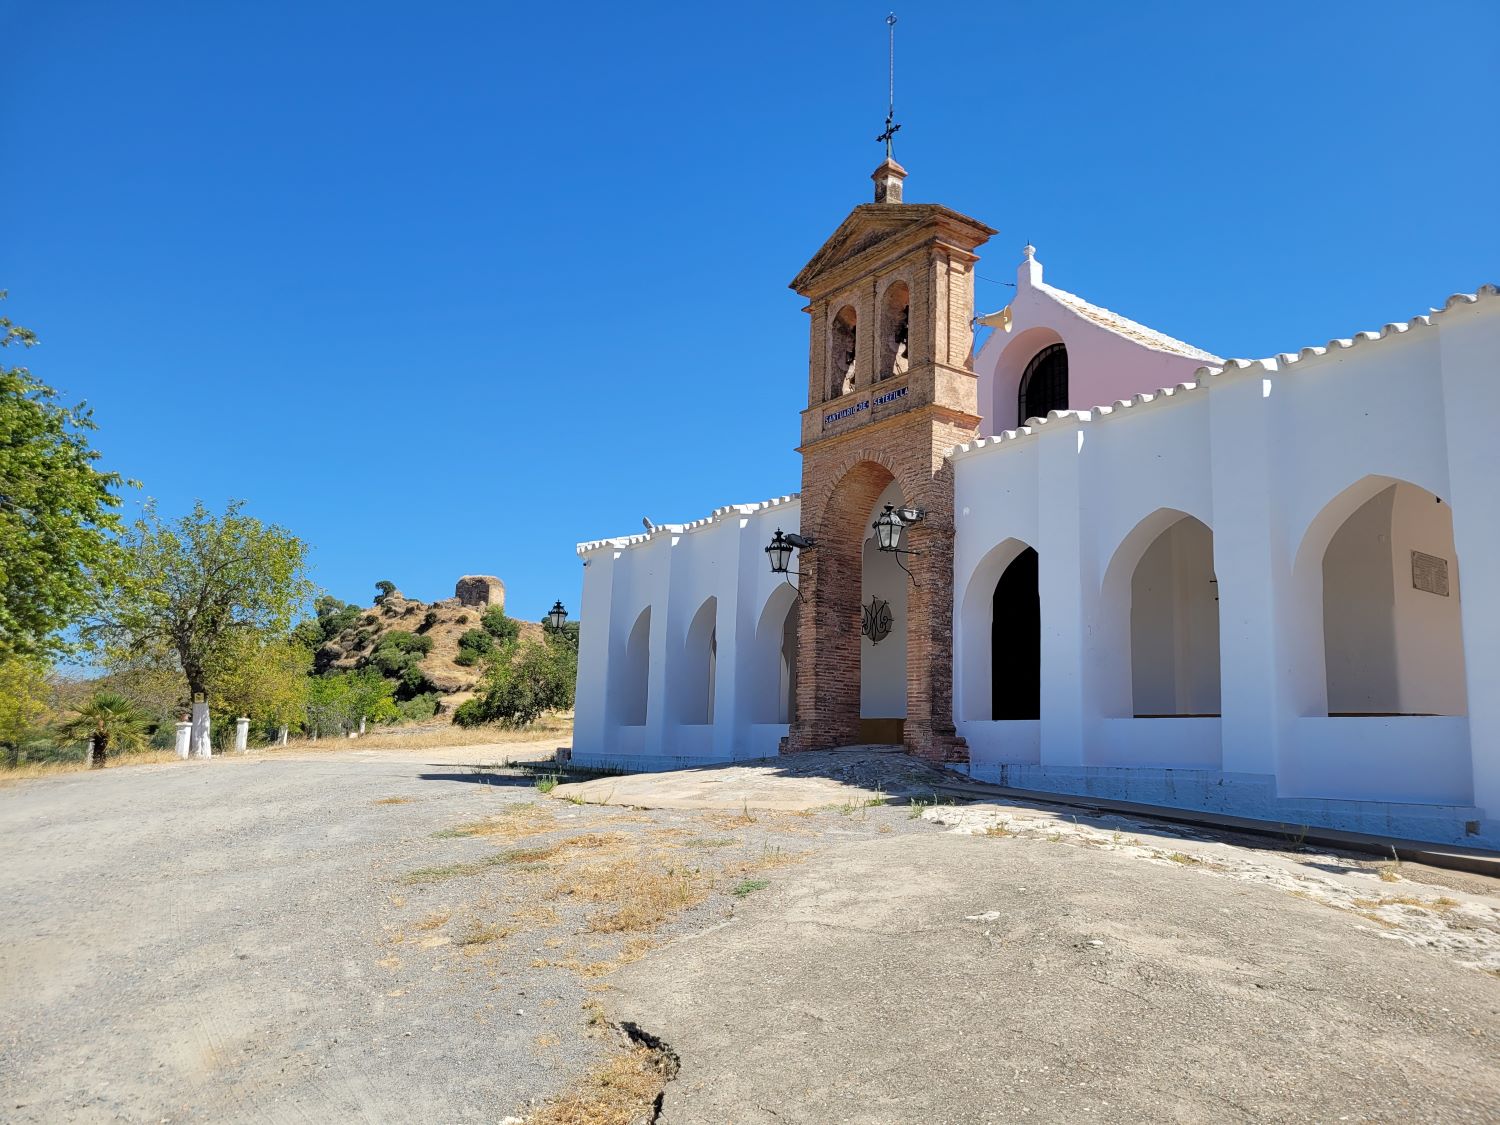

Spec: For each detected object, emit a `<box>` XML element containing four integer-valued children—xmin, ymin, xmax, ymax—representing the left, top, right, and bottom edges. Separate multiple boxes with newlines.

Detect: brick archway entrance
<box><xmin>785</xmin><ymin>445</ymin><xmax>968</xmax><ymax>763</ymax></box>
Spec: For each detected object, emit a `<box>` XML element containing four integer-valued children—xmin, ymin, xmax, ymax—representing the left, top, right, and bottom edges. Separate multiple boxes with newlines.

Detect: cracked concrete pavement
<box><xmin>612</xmin><ymin>827</ymin><xmax>1500</xmax><ymax>1124</ymax></box>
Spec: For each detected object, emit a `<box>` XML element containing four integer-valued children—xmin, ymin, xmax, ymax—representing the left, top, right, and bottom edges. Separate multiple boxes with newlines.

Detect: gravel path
<box><xmin>0</xmin><ymin>746</ymin><xmax>921</xmax><ymax>1122</ymax></box>
<box><xmin>4</xmin><ymin>746</ymin><xmax>1498</xmax><ymax>1123</ymax></box>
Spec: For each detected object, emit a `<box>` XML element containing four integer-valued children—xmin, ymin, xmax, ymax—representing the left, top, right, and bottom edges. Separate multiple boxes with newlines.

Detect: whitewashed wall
<box><xmin>952</xmin><ymin>286</ymin><xmax>1500</xmax><ymax>838</ymax></box>
<box><xmin>574</xmin><ymin>496</ymin><xmax>803</xmax><ymax>770</ymax></box>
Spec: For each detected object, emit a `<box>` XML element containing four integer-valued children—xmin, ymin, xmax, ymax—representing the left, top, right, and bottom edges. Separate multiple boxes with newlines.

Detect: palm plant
<box><xmin>60</xmin><ymin>691</ymin><xmax>149</xmax><ymax>768</ymax></box>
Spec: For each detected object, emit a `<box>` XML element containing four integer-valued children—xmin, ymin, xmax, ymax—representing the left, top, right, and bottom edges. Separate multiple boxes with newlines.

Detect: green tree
<box><xmin>0</xmin><ymin>654</ymin><xmax>49</xmax><ymax>767</ymax></box>
<box><xmin>305</xmin><ymin>668</ymin><xmax>397</xmax><ymax>737</ymax></box>
<box><xmin>87</xmin><ymin>499</ymin><xmax>315</xmax><ymax>703</ymax></box>
<box><xmin>373</xmin><ymin>580</ymin><xmax>396</xmax><ymax>604</ymax></box>
<box><xmin>481</xmin><ymin>606</ymin><xmax>519</xmax><ymax>644</ymax></box>
<box><xmin>0</xmin><ymin>296</ymin><xmax>126</xmax><ymax>658</ymax></box>
<box><xmin>209</xmin><ymin>634</ymin><xmax>312</xmax><ymax>737</ymax></box>
<box><xmin>453</xmin><ymin>638</ymin><xmax>575</xmax><ymax>729</ymax></box>
<box><xmin>291</xmin><ymin>595</ymin><xmax>362</xmax><ymax>651</ymax></box>
<box><xmin>59</xmin><ymin>690</ymin><xmax>149</xmax><ymax>768</ymax></box>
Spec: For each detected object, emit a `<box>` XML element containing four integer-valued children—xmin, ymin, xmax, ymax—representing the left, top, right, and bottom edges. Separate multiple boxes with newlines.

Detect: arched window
<box><xmin>879</xmin><ymin>281</ymin><xmax>910</xmax><ymax>381</ymax></box>
<box><xmin>992</xmin><ymin>547</ymin><xmax>1040</xmax><ymax>720</ymax></box>
<box><xmin>1017</xmin><ymin>343</ymin><xmax>1068</xmax><ymax>426</ymax></box>
<box><xmin>831</xmin><ymin>305</ymin><xmax>858</xmax><ymax>398</ymax></box>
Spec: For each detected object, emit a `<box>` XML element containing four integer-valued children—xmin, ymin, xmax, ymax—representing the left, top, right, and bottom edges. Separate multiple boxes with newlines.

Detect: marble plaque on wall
<box><xmin>1411</xmin><ymin>550</ymin><xmax>1450</xmax><ymax>597</ymax></box>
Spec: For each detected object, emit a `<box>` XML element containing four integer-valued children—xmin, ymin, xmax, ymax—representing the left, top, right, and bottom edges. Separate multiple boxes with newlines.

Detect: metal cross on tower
<box><xmin>876</xmin><ymin>13</ymin><xmax>901</xmax><ymax>158</ymax></box>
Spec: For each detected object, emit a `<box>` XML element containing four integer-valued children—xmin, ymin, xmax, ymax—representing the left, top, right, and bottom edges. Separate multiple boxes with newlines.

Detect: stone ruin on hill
<box><xmin>315</xmin><ymin>574</ymin><xmax>539</xmax><ymax>701</ymax></box>
<box><xmin>455</xmin><ymin>575</ymin><xmax>505</xmax><ymax>609</ymax></box>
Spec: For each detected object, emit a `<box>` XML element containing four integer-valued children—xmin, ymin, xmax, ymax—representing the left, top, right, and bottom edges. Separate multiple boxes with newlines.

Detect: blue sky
<box><xmin>5</xmin><ymin>2</ymin><xmax>1495</xmax><ymax>624</ymax></box>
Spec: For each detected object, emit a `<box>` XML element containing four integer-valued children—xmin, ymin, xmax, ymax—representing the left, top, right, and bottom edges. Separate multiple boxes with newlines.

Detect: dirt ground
<box><xmin>2</xmin><ymin>741</ymin><xmax>1498</xmax><ymax>1123</ymax></box>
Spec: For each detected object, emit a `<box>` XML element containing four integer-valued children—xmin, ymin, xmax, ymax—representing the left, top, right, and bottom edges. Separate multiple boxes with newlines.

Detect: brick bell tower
<box><xmin>784</xmin><ymin>159</ymin><xmax>994</xmax><ymax>763</ymax></box>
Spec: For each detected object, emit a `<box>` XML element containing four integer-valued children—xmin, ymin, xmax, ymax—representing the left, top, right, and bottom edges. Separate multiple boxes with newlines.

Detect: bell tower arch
<box><xmin>786</xmin><ymin>161</ymin><xmax>995</xmax><ymax>762</ymax></box>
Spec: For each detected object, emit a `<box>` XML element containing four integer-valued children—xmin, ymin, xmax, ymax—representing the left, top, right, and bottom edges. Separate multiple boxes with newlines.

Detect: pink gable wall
<box><xmin>973</xmin><ymin>249</ymin><xmax>1218</xmax><ymax>436</ymax></box>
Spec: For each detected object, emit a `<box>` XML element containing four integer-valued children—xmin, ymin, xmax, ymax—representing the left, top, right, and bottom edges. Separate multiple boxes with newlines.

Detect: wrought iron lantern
<box><xmin>765</xmin><ymin>529</ymin><xmax>794</xmax><ymax>575</ymax></box>
<box><xmin>547</xmin><ymin>600</ymin><xmax>568</xmax><ymax>630</ymax></box>
<box><xmin>872</xmin><ymin>505</ymin><xmax>903</xmax><ymax>552</ymax></box>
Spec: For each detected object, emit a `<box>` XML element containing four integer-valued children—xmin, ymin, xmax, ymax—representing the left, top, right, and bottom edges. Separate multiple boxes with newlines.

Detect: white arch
<box><xmin>674</xmin><ymin>597</ymin><xmax>718</xmax><ymax>725</ymax></box>
<box><xmin>751</xmin><ymin>583</ymin><xmax>799</xmax><ymax>724</ymax></box>
<box><xmin>1290</xmin><ymin>475</ymin><xmax>1465</xmax><ymax>717</ymax></box>
<box><xmin>956</xmin><ymin>537</ymin><xmax>1035</xmax><ymax>721</ymax></box>
<box><xmin>611</xmin><ymin>606</ymin><xmax>651</xmax><ymax>726</ymax></box>
<box><xmin>1096</xmin><ymin>509</ymin><xmax>1218</xmax><ymax>717</ymax></box>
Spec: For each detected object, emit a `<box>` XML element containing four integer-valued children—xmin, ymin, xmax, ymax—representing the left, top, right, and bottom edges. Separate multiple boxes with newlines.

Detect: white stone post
<box><xmin>234</xmin><ymin>717</ymin><xmax>250</xmax><ymax>753</ymax></box>
<box><xmin>191</xmin><ymin>702</ymin><xmax>212</xmax><ymax>758</ymax></box>
<box><xmin>358</xmin><ymin>714</ymin><xmax>366</xmax><ymax>736</ymax></box>
<box><xmin>174</xmin><ymin>720</ymin><xmax>192</xmax><ymax>760</ymax></box>
<box><xmin>278</xmin><ymin>726</ymin><xmax>289</xmax><ymax>746</ymax></box>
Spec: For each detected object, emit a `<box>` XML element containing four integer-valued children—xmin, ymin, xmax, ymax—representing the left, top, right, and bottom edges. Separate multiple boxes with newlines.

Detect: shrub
<box><xmin>399</xmin><ymin>664</ymin><xmax>433</xmax><ymax>697</ymax></box>
<box><xmin>374</xmin><ymin>580</ymin><xmax>396</xmax><ymax>604</ymax></box>
<box><xmin>380</xmin><ymin>631</ymin><xmax>432</xmax><ymax>656</ymax></box>
<box><xmin>451</xmin><ymin>698</ymin><xmax>488</xmax><ymax>727</ymax></box>
<box><xmin>451</xmin><ymin>637</ymin><xmax>576</xmax><ymax>728</ymax></box>
<box><xmin>456</xmin><ymin>628</ymin><xmax>495</xmax><ymax>664</ymax></box>
<box><xmin>481</xmin><ymin>606</ymin><xmax>519</xmax><ymax>644</ymax></box>
<box><xmin>396</xmin><ymin>693</ymin><xmax>439</xmax><ymax>722</ymax></box>
<box><xmin>419</xmin><ymin>609</ymin><xmax>439</xmax><ymax>633</ymax></box>
<box><xmin>455</xmin><ymin>614</ymin><xmax>468</xmax><ymax>625</ymax></box>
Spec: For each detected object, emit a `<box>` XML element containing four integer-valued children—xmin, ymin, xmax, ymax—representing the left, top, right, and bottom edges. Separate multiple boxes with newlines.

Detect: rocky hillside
<box><xmin>315</xmin><ymin>575</ymin><xmax>543</xmax><ymax>703</ymax></box>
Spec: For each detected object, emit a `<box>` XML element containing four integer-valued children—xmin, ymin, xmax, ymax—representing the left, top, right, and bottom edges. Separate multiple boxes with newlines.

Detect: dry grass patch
<box><xmin>512</xmin><ymin>904</ymin><xmax>562</xmax><ymax>927</ymax></box>
<box><xmin>1353</xmin><ymin>895</ymin><xmax>1460</xmax><ymax>912</ymax></box>
<box><xmin>432</xmin><ymin>802</ymin><xmax>558</xmax><ymax>841</ymax></box>
<box><xmin>0</xmin><ymin>749</ymin><xmax>183</xmax><ymax>784</ymax></box>
<box><xmin>372</xmin><ymin>795</ymin><xmax>414</xmax><ymax>805</ymax></box>
<box><xmin>457</xmin><ymin>921</ymin><xmax>515</xmax><ymax>947</ymax></box>
<box><xmin>546</xmin><ymin>856</ymin><xmax>709</xmax><ymax>934</ymax></box>
<box><xmin>415</xmin><ymin>909</ymin><xmax>451</xmax><ymax>931</ymax></box>
<box><xmin>525</xmin><ymin>1044</ymin><xmax>672</xmax><ymax>1125</ymax></box>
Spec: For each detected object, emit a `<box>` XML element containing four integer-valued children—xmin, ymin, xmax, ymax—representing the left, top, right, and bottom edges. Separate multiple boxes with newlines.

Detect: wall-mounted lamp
<box><xmin>873</xmin><ymin>504</ymin><xmax>925</xmax><ymax>584</ymax></box>
<box><xmin>766</xmin><ymin>529</ymin><xmax>816</xmax><ymax>595</ymax></box>
<box><xmin>547</xmin><ymin>600</ymin><xmax>569</xmax><ymax>630</ymax></box>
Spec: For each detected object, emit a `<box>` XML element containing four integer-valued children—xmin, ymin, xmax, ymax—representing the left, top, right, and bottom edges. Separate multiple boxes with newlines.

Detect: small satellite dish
<box><xmin>642</xmin><ymin>517</ymin><xmax>656</xmax><ymax>533</ymax></box>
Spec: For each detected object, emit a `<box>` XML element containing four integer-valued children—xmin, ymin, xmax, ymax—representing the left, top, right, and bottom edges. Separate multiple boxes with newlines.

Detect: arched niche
<box><xmin>957</xmin><ymin>537</ymin><xmax>1037</xmax><ymax>721</ymax></box>
<box><xmin>879</xmin><ymin>280</ymin><xmax>910</xmax><ymax>381</ymax></box>
<box><xmin>1096</xmin><ymin>508</ymin><xmax>1219</xmax><ymax>717</ymax></box>
<box><xmin>830</xmin><ymin>305</ymin><xmax>858</xmax><ymax>398</ymax></box>
<box><xmin>1292</xmin><ymin>477</ymin><xmax>1465</xmax><ymax>717</ymax></box>
<box><xmin>1128</xmin><ymin>516</ymin><xmax>1220</xmax><ymax>717</ymax></box>
<box><xmin>752</xmin><ymin>583</ymin><xmax>799</xmax><ymax>724</ymax></box>
<box><xmin>613</xmin><ymin>607</ymin><xmax>651</xmax><ymax>726</ymax></box>
<box><xmin>1018</xmin><ymin>342</ymin><xmax>1069</xmax><ymax>427</ymax></box>
<box><xmin>675</xmin><ymin>597</ymin><xmax>717</xmax><ymax>725</ymax></box>
<box><xmin>861</xmin><ymin>480</ymin><xmax>909</xmax><ymax>731</ymax></box>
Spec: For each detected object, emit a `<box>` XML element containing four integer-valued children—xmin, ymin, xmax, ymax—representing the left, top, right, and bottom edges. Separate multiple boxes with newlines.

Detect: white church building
<box><xmin>572</xmin><ymin>158</ymin><xmax>1500</xmax><ymax>849</ymax></box>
